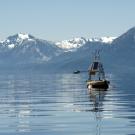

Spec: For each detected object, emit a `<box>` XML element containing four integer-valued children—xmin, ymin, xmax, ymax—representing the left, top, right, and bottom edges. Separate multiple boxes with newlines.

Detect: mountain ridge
<box><xmin>0</xmin><ymin>33</ymin><xmax>116</xmax><ymax>50</ymax></box>
<box><xmin>0</xmin><ymin>27</ymin><xmax>134</xmax><ymax>73</ymax></box>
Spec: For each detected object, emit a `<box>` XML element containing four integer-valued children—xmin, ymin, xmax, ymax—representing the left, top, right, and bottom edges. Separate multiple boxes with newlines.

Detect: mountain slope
<box><xmin>0</xmin><ymin>27</ymin><xmax>134</xmax><ymax>74</ymax></box>
<box><xmin>50</xmin><ymin>27</ymin><xmax>135</xmax><ymax>74</ymax></box>
<box><xmin>0</xmin><ymin>33</ymin><xmax>63</xmax><ymax>66</ymax></box>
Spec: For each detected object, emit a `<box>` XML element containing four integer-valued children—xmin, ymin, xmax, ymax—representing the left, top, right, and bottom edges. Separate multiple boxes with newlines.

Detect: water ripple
<box><xmin>0</xmin><ymin>73</ymin><xmax>134</xmax><ymax>134</ymax></box>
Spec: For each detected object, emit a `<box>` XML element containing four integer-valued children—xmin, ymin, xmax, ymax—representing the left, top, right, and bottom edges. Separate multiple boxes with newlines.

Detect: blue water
<box><xmin>0</xmin><ymin>72</ymin><xmax>135</xmax><ymax>135</ymax></box>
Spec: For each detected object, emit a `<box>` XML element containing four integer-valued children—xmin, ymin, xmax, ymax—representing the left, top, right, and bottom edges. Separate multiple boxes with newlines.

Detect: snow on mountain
<box><xmin>56</xmin><ymin>37</ymin><xmax>88</xmax><ymax>51</ymax></box>
<box><xmin>56</xmin><ymin>37</ymin><xmax>116</xmax><ymax>51</ymax></box>
<box><xmin>0</xmin><ymin>33</ymin><xmax>35</xmax><ymax>49</ymax></box>
<box><xmin>0</xmin><ymin>34</ymin><xmax>116</xmax><ymax>51</ymax></box>
<box><xmin>100</xmin><ymin>37</ymin><xmax>116</xmax><ymax>43</ymax></box>
<box><xmin>0</xmin><ymin>33</ymin><xmax>63</xmax><ymax>65</ymax></box>
<box><xmin>18</xmin><ymin>33</ymin><xmax>29</xmax><ymax>40</ymax></box>
<box><xmin>8</xmin><ymin>44</ymin><xmax>15</xmax><ymax>49</ymax></box>
<box><xmin>46</xmin><ymin>27</ymin><xmax>135</xmax><ymax>73</ymax></box>
<box><xmin>89</xmin><ymin>37</ymin><xmax>116</xmax><ymax>43</ymax></box>
<box><xmin>0</xmin><ymin>27</ymin><xmax>134</xmax><ymax>72</ymax></box>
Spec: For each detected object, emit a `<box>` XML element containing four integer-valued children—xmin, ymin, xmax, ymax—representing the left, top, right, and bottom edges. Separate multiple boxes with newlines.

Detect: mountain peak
<box><xmin>6</xmin><ymin>33</ymin><xmax>35</xmax><ymax>41</ymax></box>
<box><xmin>56</xmin><ymin>36</ymin><xmax>116</xmax><ymax>51</ymax></box>
<box><xmin>17</xmin><ymin>33</ymin><xmax>35</xmax><ymax>40</ymax></box>
<box><xmin>89</xmin><ymin>37</ymin><xmax>116</xmax><ymax>43</ymax></box>
<box><xmin>100</xmin><ymin>37</ymin><xmax>116</xmax><ymax>43</ymax></box>
<box><xmin>0</xmin><ymin>33</ymin><xmax>36</xmax><ymax>49</ymax></box>
<box><xmin>56</xmin><ymin>37</ymin><xmax>88</xmax><ymax>51</ymax></box>
<box><xmin>17</xmin><ymin>33</ymin><xmax>29</xmax><ymax>40</ymax></box>
<box><xmin>112</xmin><ymin>26</ymin><xmax>135</xmax><ymax>45</ymax></box>
<box><xmin>125</xmin><ymin>26</ymin><xmax>135</xmax><ymax>36</ymax></box>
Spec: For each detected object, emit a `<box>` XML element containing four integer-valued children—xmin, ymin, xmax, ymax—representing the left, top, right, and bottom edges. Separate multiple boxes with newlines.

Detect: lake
<box><xmin>0</xmin><ymin>72</ymin><xmax>135</xmax><ymax>135</ymax></box>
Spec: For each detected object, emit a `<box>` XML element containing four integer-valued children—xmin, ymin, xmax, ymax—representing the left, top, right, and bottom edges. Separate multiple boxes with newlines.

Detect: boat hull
<box><xmin>73</xmin><ymin>70</ymin><xmax>80</xmax><ymax>74</ymax></box>
<box><xmin>87</xmin><ymin>80</ymin><xmax>109</xmax><ymax>90</ymax></box>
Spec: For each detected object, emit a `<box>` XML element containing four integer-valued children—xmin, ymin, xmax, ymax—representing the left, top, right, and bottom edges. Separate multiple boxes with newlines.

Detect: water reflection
<box><xmin>88</xmin><ymin>90</ymin><xmax>107</xmax><ymax>135</ymax></box>
<box><xmin>17</xmin><ymin>104</ymin><xmax>31</xmax><ymax>132</ymax></box>
<box><xmin>0</xmin><ymin>72</ymin><xmax>134</xmax><ymax>135</ymax></box>
<box><xmin>87</xmin><ymin>74</ymin><xmax>135</xmax><ymax>135</ymax></box>
<box><xmin>89</xmin><ymin>90</ymin><xmax>106</xmax><ymax>112</ymax></box>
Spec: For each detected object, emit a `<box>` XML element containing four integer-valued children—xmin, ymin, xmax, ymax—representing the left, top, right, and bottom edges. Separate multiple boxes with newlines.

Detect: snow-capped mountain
<box><xmin>0</xmin><ymin>33</ymin><xmax>35</xmax><ymax>49</ymax></box>
<box><xmin>56</xmin><ymin>37</ymin><xmax>116</xmax><ymax>51</ymax></box>
<box><xmin>0</xmin><ymin>27</ymin><xmax>134</xmax><ymax>73</ymax></box>
<box><xmin>0</xmin><ymin>33</ymin><xmax>63</xmax><ymax>65</ymax></box>
<box><xmin>0</xmin><ymin>33</ymin><xmax>116</xmax><ymax>52</ymax></box>
<box><xmin>56</xmin><ymin>37</ymin><xmax>88</xmax><ymax>51</ymax></box>
<box><xmin>90</xmin><ymin>37</ymin><xmax>116</xmax><ymax>43</ymax></box>
<box><xmin>48</xmin><ymin>27</ymin><xmax>135</xmax><ymax>73</ymax></box>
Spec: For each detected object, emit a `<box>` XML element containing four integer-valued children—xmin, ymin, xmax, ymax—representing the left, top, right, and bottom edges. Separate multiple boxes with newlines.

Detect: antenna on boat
<box><xmin>93</xmin><ymin>49</ymin><xmax>101</xmax><ymax>62</ymax></box>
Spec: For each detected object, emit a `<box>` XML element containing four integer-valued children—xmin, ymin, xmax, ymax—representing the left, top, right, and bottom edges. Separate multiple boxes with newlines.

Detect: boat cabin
<box><xmin>88</xmin><ymin>60</ymin><xmax>105</xmax><ymax>81</ymax></box>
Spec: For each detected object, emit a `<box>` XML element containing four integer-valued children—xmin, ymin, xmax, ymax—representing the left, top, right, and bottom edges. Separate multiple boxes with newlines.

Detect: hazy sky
<box><xmin>0</xmin><ymin>0</ymin><xmax>135</xmax><ymax>41</ymax></box>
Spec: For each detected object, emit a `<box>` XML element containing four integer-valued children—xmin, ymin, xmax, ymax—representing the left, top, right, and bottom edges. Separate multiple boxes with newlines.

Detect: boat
<box><xmin>73</xmin><ymin>70</ymin><xmax>80</xmax><ymax>74</ymax></box>
<box><xmin>87</xmin><ymin>51</ymin><xmax>110</xmax><ymax>90</ymax></box>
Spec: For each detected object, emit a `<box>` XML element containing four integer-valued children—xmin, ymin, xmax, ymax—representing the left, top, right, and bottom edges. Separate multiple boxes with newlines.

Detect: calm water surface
<box><xmin>0</xmin><ymin>72</ymin><xmax>135</xmax><ymax>135</ymax></box>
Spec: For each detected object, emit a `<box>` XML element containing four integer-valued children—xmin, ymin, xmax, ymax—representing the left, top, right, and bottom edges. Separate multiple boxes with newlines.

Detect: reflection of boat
<box><xmin>89</xmin><ymin>90</ymin><xmax>106</xmax><ymax>112</ymax></box>
<box><xmin>87</xmin><ymin>51</ymin><xmax>110</xmax><ymax>90</ymax></box>
<box><xmin>89</xmin><ymin>90</ymin><xmax>107</xmax><ymax>135</ymax></box>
